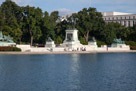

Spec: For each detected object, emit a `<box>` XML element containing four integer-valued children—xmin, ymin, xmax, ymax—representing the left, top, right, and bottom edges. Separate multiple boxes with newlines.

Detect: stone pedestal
<box><xmin>63</xmin><ymin>29</ymin><xmax>82</xmax><ymax>49</ymax></box>
<box><xmin>46</xmin><ymin>41</ymin><xmax>55</xmax><ymax>47</ymax></box>
<box><xmin>112</xmin><ymin>43</ymin><xmax>129</xmax><ymax>48</ymax></box>
<box><xmin>88</xmin><ymin>41</ymin><xmax>97</xmax><ymax>49</ymax></box>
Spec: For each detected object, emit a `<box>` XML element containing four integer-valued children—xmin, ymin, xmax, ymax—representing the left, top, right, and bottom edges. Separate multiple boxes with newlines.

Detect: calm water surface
<box><xmin>0</xmin><ymin>53</ymin><xmax>136</xmax><ymax>91</ymax></box>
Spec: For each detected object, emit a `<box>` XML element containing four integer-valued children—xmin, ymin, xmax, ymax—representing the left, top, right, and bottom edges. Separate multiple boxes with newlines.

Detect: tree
<box><xmin>41</xmin><ymin>11</ymin><xmax>51</xmax><ymax>43</ymax></box>
<box><xmin>100</xmin><ymin>23</ymin><xmax>116</xmax><ymax>44</ymax></box>
<box><xmin>49</xmin><ymin>11</ymin><xmax>59</xmax><ymax>40</ymax></box>
<box><xmin>0</xmin><ymin>0</ymin><xmax>22</xmax><ymax>43</ymax></box>
<box><xmin>22</xmin><ymin>6</ymin><xmax>42</xmax><ymax>46</ymax></box>
<box><xmin>55</xmin><ymin>36</ymin><xmax>63</xmax><ymax>44</ymax></box>
<box><xmin>55</xmin><ymin>20</ymin><xmax>69</xmax><ymax>43</ymax></box>
<box><xmin>70</xmin><ymin>7</ymin><xmax>105</xmax><ymax>42</ymax></box>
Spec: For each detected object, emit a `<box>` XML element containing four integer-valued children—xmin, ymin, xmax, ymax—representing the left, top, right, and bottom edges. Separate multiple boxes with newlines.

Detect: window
<box><xmin>129</xmin><ymin>16</ymin><xmax>131</xmax><ymax>19</ymax></box>
<box><xmin>133</xmin><ymin>16</ymin><xmax>135</xmax><ymax>19</ymax></box>
<box><xmin>109</xmin><ymin>17</ymin><xmax>110</xmax><ymax>20</ymax></box>
<box><xmin>121</xmin><ymin>17</ymin><xmax>122</xmax><ymax>20</ymax></box>
<box><xmin>116</xmin><ymin>17</ymin><xmax>118</xmax><ymax>20</ymax></box>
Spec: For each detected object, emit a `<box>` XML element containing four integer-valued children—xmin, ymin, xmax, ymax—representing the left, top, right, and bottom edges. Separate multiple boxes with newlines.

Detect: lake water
<box><xmin>0</xmin><ymin>53</ymin><xmax>136</xmax><ymax>91</ymax></box>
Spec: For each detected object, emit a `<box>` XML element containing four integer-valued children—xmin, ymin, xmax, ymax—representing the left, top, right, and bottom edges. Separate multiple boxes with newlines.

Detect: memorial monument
<box><xmin>112</xmin><ymin>38</ymin><xmax>125</xmax><ymax>47</ymax></box>
<box><xmin>88</xmin><ymin>37</ymin><xmax>97</xmax><ymax>49</ymax></box>
<box><xmin>0</xmin><ymin>31</ymin><xmax>16</xmax><ymax>46</ymax></box>
<box><xmin>45</xmin><ymin>37</ymin><xmax>55</xmax><ymax>47</ymax></box>
<box><xmin>111</xmin><ymin>38</ymin><xmax>129</xmax><ymax>49</ymax></box>
<box><xmin>63</xmin><ymin>28</ymin><xmax>82</xmax><ymax>49</ymax></box>
<box><xmin>63</xmin><ymin>17</ymin><xmax>83</xmax><ymax>49</ymax></box>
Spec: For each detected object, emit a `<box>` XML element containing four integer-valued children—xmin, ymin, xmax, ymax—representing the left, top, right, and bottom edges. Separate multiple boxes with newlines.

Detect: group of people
<box><xmin>50</xmin><ymin>47</ymin><xmax>87</xmax><ymax>52</ymax></box>
<box><xmin>64</xmin><ymin>47</ymin><xmax>86</xmax><ymax>51</ymax></box>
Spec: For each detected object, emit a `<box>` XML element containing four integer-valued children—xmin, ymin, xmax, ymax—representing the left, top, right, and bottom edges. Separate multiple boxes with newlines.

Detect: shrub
<box><xmin>125</xmin><ymin>41</ymin><xmax>136</xmax><ymax>46</ymax></box>
<box><xmin>125</xmin><ymin>41</ymin><xmax>136</xmax><ymax>50</ymax></box>
<box><xmin>0</xmin><ymin>47</ymin><xmax>21</xmax><ymax>52</ymax></box>
<box><xmin>55</xmin><ymin>36</ymin><xmax>63</xmax><ymax>44</ymax></box>
<box><xmin>97</xmin><ymin>40</ymin><xmax>106</xmax><ymax>47</ymax></box>
<box><xmin>80</xmin><ymin>37</ymin><xmax>88</xmax><ymax>45</ymax></box>
<box><xmin>13</xmin><ymin>47</ymin><xmax>21</xmax><ymax>51</ymax></box>
<box><xmin>130</xmin><ymin>46</ymin><xmax>136</xmax><ymax>50</ymax></box>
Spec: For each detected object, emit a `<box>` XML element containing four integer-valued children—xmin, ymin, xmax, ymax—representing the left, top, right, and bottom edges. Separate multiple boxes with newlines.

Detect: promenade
<box><xmin>0</xmin><ymin>50</ymin><xmax>136</xmax><ymax>55</ymax></box>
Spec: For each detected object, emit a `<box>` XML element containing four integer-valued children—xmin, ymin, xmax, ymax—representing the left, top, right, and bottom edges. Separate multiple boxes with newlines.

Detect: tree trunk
<box><xmin>30</xmin><ymin>30</ymin><xmax>33</xmax><ymax>46</ymax></box>
<box><xmin>30</xmin><ymin>35</ymin><xmax>33</xmax><ymax>46</ymax></box>
<box><xmin>84</xmin><ymin>31</ymin><xmax>89</xmax><ymax>42</ymax></box>
<box><xmin>19</xmin><ymin>36</ymin><xmax>22</xmax><ymax>44</ymax></box>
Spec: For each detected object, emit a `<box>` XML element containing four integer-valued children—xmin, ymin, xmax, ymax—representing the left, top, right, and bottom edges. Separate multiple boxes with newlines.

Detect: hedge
<box><xmin>125</xmin><ymin>41</ymin><xmax>136</xmax><ymax>46</ymax></box>
<box><xmin>97</xmin><ymin>40</ymin><xmax>106</xmax><ymax>47</ymax></box>
<box><xmin>0</xmin><ymin>47</ymin><xmax>21</xmax><ymax>51</ymax></box>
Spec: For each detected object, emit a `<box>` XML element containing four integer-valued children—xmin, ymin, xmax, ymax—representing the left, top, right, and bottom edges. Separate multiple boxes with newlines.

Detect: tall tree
<box><xmin>0</xmin><ymin>0</ymin><xmax>22</xmax><ymax>43</ymax></box>
<box><xmin>41</xmin><ymin>11</ymin><xmax>51</xmax><ymax>43</ymax></box>
<box><xmin>100</xmin><ymin>23</ymin><xmax>116</xmax><ymax>44</ymax></box>
<box><xmin>22</xmin><ymin>6</ymin><xmax>42</xmax><ymax>46</ymax></box>
<box><xmin>49</xmin><ymin>11</ymin><xmax>59</xmax><ymax>40</ymax></box>
<box><xmin>71</xmin><ymin>7</ymin><xmax>105</xmax><ymax>42</ymax></box>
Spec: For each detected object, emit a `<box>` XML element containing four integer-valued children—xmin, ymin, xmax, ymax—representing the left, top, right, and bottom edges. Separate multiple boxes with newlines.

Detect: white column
<box><xmin>121</xmin><ymin>21</ymin><xmax>124</xmax><ymax>26</ymax></box>
<box><xmin>130</xmin><ymin>21</ymin><xmax>133</xmax><ymax>27</ymax></box>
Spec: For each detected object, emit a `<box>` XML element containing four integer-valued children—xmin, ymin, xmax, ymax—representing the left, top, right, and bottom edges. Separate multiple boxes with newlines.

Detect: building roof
<box><xmin>102</xmin><ymin>12</ymin><xmax>132</xmax><ymax>16</ymax></box>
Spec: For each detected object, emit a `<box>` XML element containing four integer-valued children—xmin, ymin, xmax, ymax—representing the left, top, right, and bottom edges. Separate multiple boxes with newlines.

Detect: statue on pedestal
<box><xmin>68</xmin><ymin>17</ymin><xmax>78</xmax><ymax>29</ymax></box>
<box><xmin>0</xmin><ymin>31</ymin><xmax>16</xmax><ymax>46</ymax></box>
<box><xmin>113</xmin><ymin>38</ymin><xmax>125</xmax><ymax>44</ymax></box>
<box><xmin>47</xmin><ymin>37</ymin><xmax>53</xmax><ymax>42</ymax></box>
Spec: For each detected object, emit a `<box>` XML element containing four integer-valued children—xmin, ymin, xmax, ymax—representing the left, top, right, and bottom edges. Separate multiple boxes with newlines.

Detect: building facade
<box><xmin>102</xmin><ymin>12</ymin><xmax>136</xmax><ymax>27</ymax></box>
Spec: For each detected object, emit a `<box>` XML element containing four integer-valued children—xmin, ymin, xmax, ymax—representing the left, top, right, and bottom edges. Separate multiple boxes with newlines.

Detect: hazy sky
<box><xmin>0</xmin><ymin>0</ymin><xmax>136</xmax><ymax>15</ymax></box>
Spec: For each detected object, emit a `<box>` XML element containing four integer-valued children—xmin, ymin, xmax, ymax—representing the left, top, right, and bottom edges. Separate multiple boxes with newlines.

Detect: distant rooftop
<box><xmin>102</xmin><ymin>12</ymin><xmax>132</xmax><ymax>16</ymax></box>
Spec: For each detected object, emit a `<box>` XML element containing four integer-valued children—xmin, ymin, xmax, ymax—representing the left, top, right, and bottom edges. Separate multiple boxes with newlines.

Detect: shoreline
<box><xmin>0</xmin><ymin>50</ymin><xmax>136</xmax><ymax>55</ymax></box>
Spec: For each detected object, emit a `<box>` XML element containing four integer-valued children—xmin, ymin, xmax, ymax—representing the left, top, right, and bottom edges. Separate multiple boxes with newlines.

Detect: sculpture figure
<box><xmin>113</xmin><ymin>38</ymin><xmax>125</xmax><ymax>44</ymax></box>
<box><xmin>47</xmin><ymin>37</ymin><xmax>53</xmax><ymax>42</ymax></box>
<box><xmin>0</xmin><ymin>31</ymin><xmax>16</xmax><ymax>46</ymax></box>
<box><xmin>68</xmin><ymin>17</ymin><xmax>78</xmax><ymax>29</ymax></box>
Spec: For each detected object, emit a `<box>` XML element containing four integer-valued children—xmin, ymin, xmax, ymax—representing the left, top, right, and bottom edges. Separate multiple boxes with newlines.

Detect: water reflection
<box><xmin>0</xmin><ymin>53</ymin><xmax>136</xmax><ymax>91</ymax></box>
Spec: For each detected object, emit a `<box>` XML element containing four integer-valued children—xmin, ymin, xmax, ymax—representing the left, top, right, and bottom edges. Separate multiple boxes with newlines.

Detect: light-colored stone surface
<box><xmin>45</xmin><ymin>41</ymin><xmax>55</xmax><ymax>47</ymax></box>
<box><xmin>17</xmin><ymin>44</ymin><xmax>130</xmax><ymax>52</ymax></box>
<box><xmin>16</xmin><ymin>45</ymin><xmax>31</xmax><ymax>52</ymax></box>
<box><xmin>0</xmin><ymin>50</ymin><xmax>136</xmax><ymax>55</ymax></box>
<box><xmin>63</xmin><ymin>29</ymin><xmax>82</xmax><ymax>49</ymax></box>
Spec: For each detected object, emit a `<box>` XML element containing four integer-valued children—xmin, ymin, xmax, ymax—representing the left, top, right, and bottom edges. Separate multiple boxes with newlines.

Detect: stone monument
<box><xmin>63</xmin><ymin>17</ymin><xmax>82</xmax><ymax>50</ymax></box>
<box><xmin>88</xmin><ymin>37</ymin><xmax>97</xmax><ymax>49</ymax></box>
<box><xmin>63</xmin><ymin>29</ymin><xmax>82</xmax><ymax>49</ymax></box>
<box><xmin>111</xmin><ymin>38</ymin><xmax>129</xmax><ymax>49</ymax></box>
<box><xmin>0</xmin><ymin>31</ymin><xmax>16</xmax><ymax>46</ymax></box>
<box><xmin>45</xmin><ymin>37</ymin><xmax>55</xmax><ymax>47</ymax></box>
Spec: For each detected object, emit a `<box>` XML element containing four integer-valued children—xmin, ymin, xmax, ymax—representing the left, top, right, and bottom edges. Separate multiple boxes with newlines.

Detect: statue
<box><xmin>45</xmin><ymin>37</ymin><xmax>55</xmax><ymax>47</ymax></box>
<box><xmin>47</xmin><ymin>37</ymin><xmax>53</xmax><ymax>42</ymax></box>
<box><xmin>113</xmin><ymin>38</ymin><xmax>125</xmax><ymax>44</ymax></box>
<box><xmin>88</xmin><ymin>37</ymin><xmax>97</xmax><ymax>46</ymax></box>
<box><xmin>92</xmin><ymin>37</ymin><xmax>96</xmax><ymax>42</ymax></box>
<box><xmin>68</xmin><ymin>17</ymin><xmax>78</xmax><ymax>29</ymax></box>
<box><xmin>0</xmin><ymin>31</ymin><xmax>16</xmax><ymax>46</ymax></box>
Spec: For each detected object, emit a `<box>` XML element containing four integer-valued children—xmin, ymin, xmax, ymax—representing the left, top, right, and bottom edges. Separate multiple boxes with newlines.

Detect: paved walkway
<box><xmin>0</xmin><ymin>50</ymin><xmax>136</xmax><ymax>55</ymax></box>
